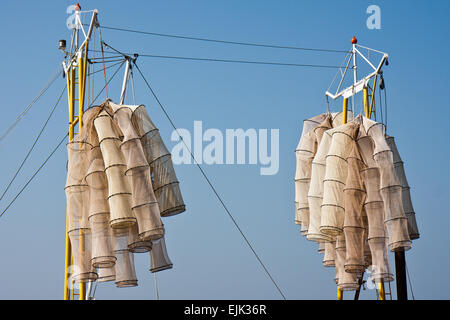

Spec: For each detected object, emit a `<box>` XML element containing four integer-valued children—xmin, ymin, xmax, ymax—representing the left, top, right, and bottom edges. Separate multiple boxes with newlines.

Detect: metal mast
<box><xmin>61</xmin><ymin>3</ymin><xmax>98</xmax><ymax>300</ymax></box>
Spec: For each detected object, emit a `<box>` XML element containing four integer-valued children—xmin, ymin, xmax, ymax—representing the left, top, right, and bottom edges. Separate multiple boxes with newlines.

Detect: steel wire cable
<box><xmin>89</xmin><ymin>49</ymin><xmax>350</xmax><ymax>69</ymax></box>
<box><xmin>0</xmin><ymin>68</ymin><xmax>62</xmax><ymax>144</ymax></box>
<box><xmin>0</xmin><ymin>132</ymin><xmax>68</xmax><ymax>219</ymax></box>
<box><xmin>134</xmin><ymin>62</ymin><xmax>287</xmax><ymax>300</ymax></box>
<box><xmin>0</xmin><ymin>86</ymin><xmax>66</xmax><ymax>203</ymax></box>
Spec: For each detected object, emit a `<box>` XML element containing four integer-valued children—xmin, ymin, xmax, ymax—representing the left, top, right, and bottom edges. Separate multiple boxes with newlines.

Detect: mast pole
<box><xmin>63</xmin><ymin>4</ymin><xmax>97</xmax><ymax>300</ymax></box>
<box><xmin>395</xmin><ymin>250</ymin><xmax>408</xmax><ymax>300</ymax></box>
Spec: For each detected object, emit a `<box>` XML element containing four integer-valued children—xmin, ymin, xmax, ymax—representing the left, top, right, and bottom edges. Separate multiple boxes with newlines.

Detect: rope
<box><xmin>154</xmin><ymin>273</ymin><xmax>159</xmax><ymax>300</ymax></box>
<box><xmin>384</xmin><ymin>85</ymin><xmax>388</xmax><ymax>132</ymax></box>
<box><xmin>0</xmin><ymin>68</ymin><xmax>62</xmax><ymax>144</ymax></box>
<box><xmin>89</xmin><ymin>50</ymin><xmax>349</xmax><ymax>69</ymax></box>
<box><xmin>0</xmin><ymin>132</ymin><xmax>68</xmax><ymax>219</ymax></box>
<box><xmin>93</xmin><ymin>24</ymin><xmax>350</xmax><ymax>53</ymax></box>
<box><xmin>326</xmin><ymin>51</ymin><xmax>352</xmax><ymax>93</ymax></box>
<box><xmin>98</xmin><ymin>24</ymin><xmax>109</xmax><ymax>98</ymax></box>
<box><xmin>0</xmin><ymin>57</ymin><xmax>125</xmax><ymax>220</ymax></box>
<box><xmin>0</xmin><ymin>86</ymin><xmax>66</xmax><ymax>203</ymax></box>
<box><xmin>405</xmin><ymin>260</ymin><xmax>415</xmax><ymax>300</ymax></box>
<box><xmin>133</xmin><ymin>62</ymin><xmax>287</xmax><ymax>300</ymax></box>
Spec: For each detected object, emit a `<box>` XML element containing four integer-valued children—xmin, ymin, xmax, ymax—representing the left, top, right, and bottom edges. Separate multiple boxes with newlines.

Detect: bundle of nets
<box><xmin>66</xmin><ymin>99</ymin><xmax>185</xmax><ymax>287</ymax></box>
<box><xmin>294</xmin><ymin>112</ymin><xmax>419</xmax><ymax>291</ymax></box>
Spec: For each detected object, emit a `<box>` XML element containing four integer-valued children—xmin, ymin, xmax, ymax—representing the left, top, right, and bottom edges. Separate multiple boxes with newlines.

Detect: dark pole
<box><xmin>395</xmin><ymin>250</ymin><xmax>407</xmax><ymax>300</ymax></box>
<box><xmin>354</xmin><ymin>271</ymin><xmax>365</xmax><ymax>300</ymax></box>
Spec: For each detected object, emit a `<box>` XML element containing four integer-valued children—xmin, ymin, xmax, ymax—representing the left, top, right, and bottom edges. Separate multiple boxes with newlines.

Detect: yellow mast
<box><xmin>63</xmin><ymin>4</ymin><xmax>97</xmax><ymax>300</ymax></box>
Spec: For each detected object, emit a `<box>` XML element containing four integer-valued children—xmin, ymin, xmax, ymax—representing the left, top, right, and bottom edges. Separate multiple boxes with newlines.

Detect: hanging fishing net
<box><xmin>295</xmin><ymin>115</ymin><xmax>330</xmax><ymax>235</ymax></box>
<box><xmin>295</xmin><ymin>113</ymin><xmax>328</xmax><ymax>229</ymax></box>
<box><xmin>386</xmin><ymin>136</ymin><xmax>419</xmax><ymax>240</ymax></box>
<box><xmin>112</xmin><ymin>226</ymin><xmax>138</xmax><ymax>287</ymax></box>
<box><xmin>97</xmin><ymin>266</ymin><xmax>115</xmax><ymax>283</ymax></box>
<box><xmin>318</xmin><ymin>242</ymin><xmax>325</xmax><ymax>254</ymax></box>
<box><xmin>363</xmin><ymin>118</ymin><xmax>411</xmax><ymax>252</ymax></box>
<box><xmin>132</xmin><ymin>105</ymin><xmax>185</xmax><ymax>217</ymax></box>
<box><xmin>294</xmin><ymin>112</ymin><xmax>418</xmax><ymax>292</ymax></box>
<box><xmin>85</xmin><ymin>125</ymin><xmax>116</xmax><ymax>269</ymax></box>
<box><xmin>335</xmin><ymin>235</ymin><xmax>358</xmax><ymax>291</ymax></box>
<box><xmin>66</xmin><ymin>138</ymin><xmax>98</xmax><ymax>283</ymax></box>
<box><xmin>307</xmin><ymin>119</ymin><xmax>334</xmax><ymax>242</ymax></box>
<box><xmin>323</xmin><ymin>241</ymin><xmax>336</xmax><ymax>267</ymax></box>
<box><xmin>110</xmin><ymin>102</ymin><xmax>165</xmax><ymax>240</ymax></box>
<box><xmin>343</xmin><ymin>140</ymin><xmax>366</xmax><ymax>274</ymax></box>
<box><xmin>65</xmin><ymin>99</ymin><xmax>185</xmax><ymax>288</ymax></box>
<box><xmin>320</xmin><ymin>121</ymin><xmax>360</xmax><ymax>236</ymax></box>
<box><xmin>150</xmin><ymin>237</ymin><xmax>173</xmax><ymax>272</ymax></box>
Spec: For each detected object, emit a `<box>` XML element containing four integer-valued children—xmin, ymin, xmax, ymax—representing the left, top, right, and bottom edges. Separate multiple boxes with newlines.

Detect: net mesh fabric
<box><xmin>85</xmin><ymin>126</ymin><xmax>116</xmax><ymax>269</ymax></box>
<box><xmin>363</xmin><ymin>118</ymin><xmax>411</xmax><ymax>252</ymax></box>
<box><xmin>150</xmin><ymin>237</ymin><xmax>173</xmax><ymax>272</ymax></box>
<box><xmin>97</xmin><ymin>266</ymin><xmax>115</xmax><ymax>283</ymax></box>
<box><xmin>323</xmin><ymin>241</ymin><xmax>336</xmax><ymax>267</ymax></box>
<box><xmin>343</xmin><ymin>140</ymin><xmax>366</xmax><ymax>274</ymax></box>
<box><xmin>94</xmin><ymin>110</ymin><xmax>136</xmax><ymax>228</ymax></box>
<box><xmin>297</xmin><ymin>116</ymin><xmax>333</xmax><ymax>237</ymax></box>
<box><xmin>320</xmin><ymin>121</ymin><xmax>359</xmax><ymax>237</ymax></box>
<box><xmin>111</xmin><ymin>103</ymin><xmax>164</xmax><ymax>240</ymax></box>
<box><xmin>335</xmin><ymin>235</ymin><xmax>358</xmax><ymax>291</ymax></box>
<box><xmin>357</xmin><ymin>126</ymin><xmax>393</xmax><ymax>282</ymax></box>
<box><xmin>65</xmin><ymin>100</ymin><xmax>184</xmax><ymax>287</ymax></box>
<box><xmin>294</xmin><ymin>114</ymin><xmax>328</xmax><ymax>227</ymax></box>
<box><xmin>386</xmin><ymin>136</ymin><xmax>419</xmax><ymax>240</ymax></box>
<box><xmin>295</xmin><ymin>131</ymin><xmax>315</xmax><ymax>232</ymax></box>
<box><xmin>307</xmin><ymin>121</ymin><xmax>334</xmax><ymax>242</ymax></box>
<box><xmin>318</xmin><ymin>242</ymin><xmax>325</xmax><ymax>254</ymax></box>
<box><xmin>132</xmin><ymin>105</ymin><xmax>185</xmax><ymax>217</ymax></box>
<box><xmin>112</xmin><ymin>227</ymin><xmax>138</xmax><ymax>287</ymax></box>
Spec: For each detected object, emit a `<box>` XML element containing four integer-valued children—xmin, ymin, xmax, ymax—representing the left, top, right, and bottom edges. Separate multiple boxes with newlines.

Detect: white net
<box><xmin>386</xmin><ymin>136</ymin><xmax>419</xmax><ymax>240</ymax></box>
<box><xmin>65</xmin><ymin>100</ymin><xmax>185</xmax><ymax>287</ymax></box>
<box><xmin>295</xmin><ymin>112</ymin><xmax>417</xmax><ymax>292</ymax></box>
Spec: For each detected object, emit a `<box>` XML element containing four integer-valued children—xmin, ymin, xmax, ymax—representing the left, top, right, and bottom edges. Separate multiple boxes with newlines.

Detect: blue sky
<box><xmin>0</xmin><ymin>0</ymin><xmax>449</xmax><ymax>299</ymax></box>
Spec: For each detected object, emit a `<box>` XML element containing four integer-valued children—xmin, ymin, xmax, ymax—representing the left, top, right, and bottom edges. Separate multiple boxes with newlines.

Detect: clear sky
<box><xmin>0</xmin><ymin>0</ymin><xmax>449</xmax><ymax>300</ymax></box>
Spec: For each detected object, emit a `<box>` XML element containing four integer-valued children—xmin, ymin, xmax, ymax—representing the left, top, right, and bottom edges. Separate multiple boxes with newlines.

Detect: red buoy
<box><xmin>351</xmin><ymin>36</ymin><xmax>357</xmax><ymax>44</ymax></box>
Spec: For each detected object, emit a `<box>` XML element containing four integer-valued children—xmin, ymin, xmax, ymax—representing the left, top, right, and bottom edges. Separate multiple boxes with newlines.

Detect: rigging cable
<box><xmin>383</xmin><ymin>84</ymin><xmax>388</xmax><ymax>132</ymax></box>
<box><xmin>138</xmin><ymin>54</ymin><xmax>348</xmax><ymax>69</ymax></box>
<box><xmin>94</xmin><ymin>24</ymin><xmax>350</xmax><ymax>53</ymax></box>
<box><xmin>133</xmin><ymin>62</ymin><xmax>287</xmax><ymax>300</ymax></box>
<box><xmin>0</xmin><ymin>59</ymin><xmax>126</xmax><ymax>220</ymax></box>
<box><xmin>0</xmin><ymin>68</ymin><xmax>62</xmax><ymax>144</ymax></box>
<box><xmin>0</xmin><ymin>86</ymin><xmax>66</xmax><ymax>203</ymax></box>
<box><xmin>97</xmin><ymin>24</ymin><xmax>109</xmax><ymax>98</ymax></box>
<box><xmin>90</xmin><ymin>50</ymin><xmax>351</xmax><ymax>69</ymax></box>
<box><xmin>89</xmin><ymin>59</ymin><xmax>126</xmax><ymax>107</ymax></box>
<box><xmin>154</xmin><ymin>273</ymin><xmax>160</xmax><ymax>300</ymax></box>
<box><xmin>0</xmin><ymin>132</ymin><xmax>68</xmax><ymax>219</ymax></box>
<box><xmin>378</xmin><ymin>84</ymin><xmax>384</xmax><ymax>126</ymax></box>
